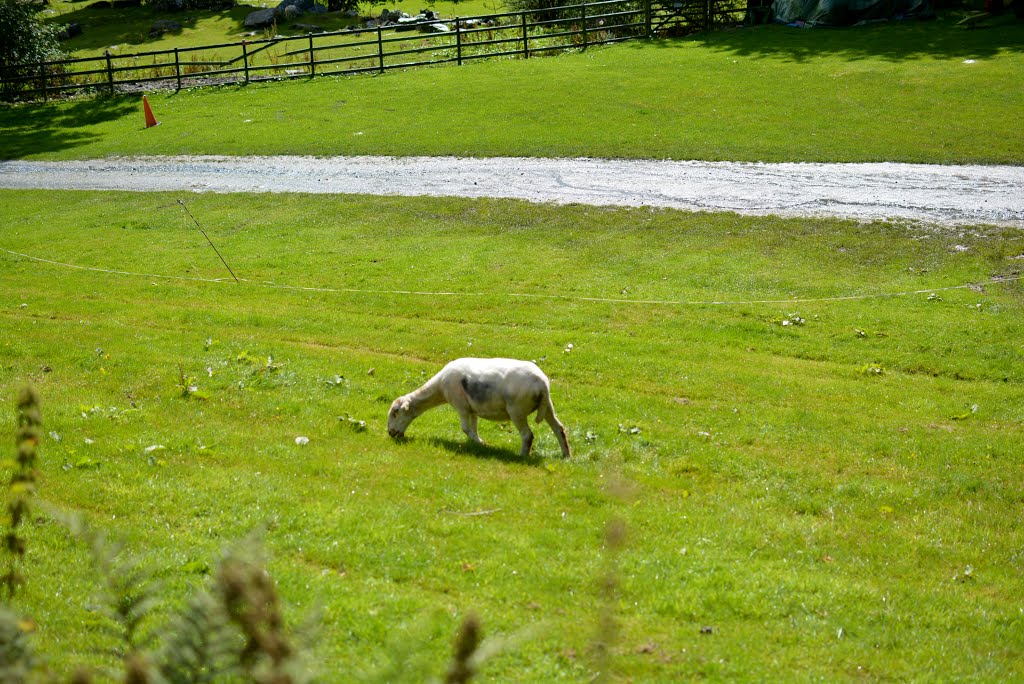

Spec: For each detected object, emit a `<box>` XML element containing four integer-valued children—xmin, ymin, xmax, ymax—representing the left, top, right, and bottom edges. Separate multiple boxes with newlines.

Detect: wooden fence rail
<box><xmin>0</xmin><ymin>0</ymin><xmax>748</xmax><ymax>102</ymax></box>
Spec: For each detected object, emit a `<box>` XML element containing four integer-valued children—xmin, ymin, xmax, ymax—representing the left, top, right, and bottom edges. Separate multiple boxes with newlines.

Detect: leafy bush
<box><xmin>502</xmin><ymin>0</ymin><xmax>573</xmax><ymax>21</ymax></box>
<box><xmin>0</xmin><ymin>0</ymin><xmax>65</xmax><ymax>101</ymax></box>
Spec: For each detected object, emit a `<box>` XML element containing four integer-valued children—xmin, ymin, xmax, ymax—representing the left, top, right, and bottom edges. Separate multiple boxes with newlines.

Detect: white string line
<box><xmin>2</xmin><ymin>246</ymin><xmax>1020</xmax><ymax>307</ymax></box>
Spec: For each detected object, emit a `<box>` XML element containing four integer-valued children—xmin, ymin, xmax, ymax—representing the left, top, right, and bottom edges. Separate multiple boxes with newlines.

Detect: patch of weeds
<box><xmin>781</xmin><ymin>313</ymin><xmax>806</xmax><ymax>327</ymax></box>
<box><xmin>78</xmin><ymin>404</ymin><xmax>141</xmax><ymax>421</ymax></box>
<box><xmin>951</xmin><ymin>404</ymin><xmax>979</xmax><ymax>421</ymax></box>
<box><xmin>339</xmin><ymin>413</ymin><xmax>367</xmax><ymax>432</ymax></box>
<box><xmin>177</xmin><ymin>365</ymin><xmax>210</xmax><ymax>401</ymax></box>
<box><xmin>233</xmin><ymin>351</ymin><xmax>294</xmax><ymax>390</ymax></box>
<box><xmin>952</xmin><ymin>565</ymin><xmax>975</xmax><ymax>583</ymax></box>
<box><xmin>62</xmin><ymin>455</ymin><xmax>102</xmax><ymax>471</ymax></box>
<box><xmin>144</xmin><ymin>444</ymin><xmax>168</xmax><ymax>467</ymax></box>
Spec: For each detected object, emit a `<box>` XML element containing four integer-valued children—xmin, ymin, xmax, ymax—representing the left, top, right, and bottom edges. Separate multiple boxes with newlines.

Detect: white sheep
<box><xmin>387</xmin><ymin>358</ymin><xmax>571</xmax><ymax>459</ymax></box>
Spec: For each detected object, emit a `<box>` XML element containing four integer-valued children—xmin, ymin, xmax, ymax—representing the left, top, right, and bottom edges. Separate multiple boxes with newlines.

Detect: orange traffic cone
<box><xmin>142</xmin><ymin>95</ymin><xmax>160</xmax><ymax>128</ymax></box>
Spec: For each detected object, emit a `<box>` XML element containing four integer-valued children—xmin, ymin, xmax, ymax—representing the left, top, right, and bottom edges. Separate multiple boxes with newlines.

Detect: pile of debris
<box><xmin>363</xmin><ymin>8</ymin><xmax>451</xmax><ymax>32</ymax></box>
<box><xmin>244</xmin><ymin>0</ymin><xmax>327</xmax><ymax>29</ymax></box>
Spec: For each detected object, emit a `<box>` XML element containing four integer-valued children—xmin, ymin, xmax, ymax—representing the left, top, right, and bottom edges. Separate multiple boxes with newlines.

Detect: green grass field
<box><xmin>3</xmin><ymin>6</ymin><xmax>1024</xmax><ymax>680</ymax></box>
<box><xmin>4</xmin><ymin>11</ymin><xmax>1024</xmax><ymax>164</ymax></box>
<box><xmin>41</xmin><ymin>0</ymin><xmax>504</xmax><ymax>55</ymax></box>
<box><xmin>2</xmin><ymin>189</ymin><xmax>1023</xmax><ymax>680</ymax></box>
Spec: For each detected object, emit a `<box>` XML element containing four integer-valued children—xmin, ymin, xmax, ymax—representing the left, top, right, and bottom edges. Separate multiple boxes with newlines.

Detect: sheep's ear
<box><xmin>401</xmin><ymin>399</ymin><xmax>411</xmax><ymax>412</ymax></box>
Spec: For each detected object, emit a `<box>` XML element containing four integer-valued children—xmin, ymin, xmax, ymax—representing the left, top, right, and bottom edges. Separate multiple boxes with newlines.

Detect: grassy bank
<box><xmin>2</xmin><ymin>189</ymin><xmax>1023</xmax><ymax>679</ymax></box>
<box><xmin>3</xmin><ymin>12</ymin><xmax>1023</xmax><ymax>163</ymax></box>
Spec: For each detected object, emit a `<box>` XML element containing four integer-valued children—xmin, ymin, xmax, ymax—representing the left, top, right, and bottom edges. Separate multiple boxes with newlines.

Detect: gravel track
<box><xmin>2</xmin><ymin>155</ymin><xmax>1022</xmax><ymax>227</ymax></box>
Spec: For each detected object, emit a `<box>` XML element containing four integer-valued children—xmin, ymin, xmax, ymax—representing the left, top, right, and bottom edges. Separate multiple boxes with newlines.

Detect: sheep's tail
<box><xmin>535</xmin><ymin>388</ymin><xmax>555</xmax><ymax>425</ymax></box>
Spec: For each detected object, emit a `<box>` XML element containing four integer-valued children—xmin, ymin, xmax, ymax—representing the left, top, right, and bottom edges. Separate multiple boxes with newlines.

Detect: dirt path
<box><xmin>2</xmin><ymin>156</ymin><xmax>1022</xmax><ymax>227</ymax></box>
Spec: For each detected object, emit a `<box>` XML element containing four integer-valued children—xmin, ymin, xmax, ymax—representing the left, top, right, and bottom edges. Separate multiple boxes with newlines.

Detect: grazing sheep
<box><xmin>387</xmin><ymin>358</ymin><xmax>571</xmax><ymax>459</ymax></box>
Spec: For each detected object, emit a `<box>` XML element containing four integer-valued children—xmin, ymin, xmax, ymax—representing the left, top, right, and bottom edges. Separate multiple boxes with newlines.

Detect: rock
<box><xmin>378</xmin><ymin>8</ymin><xmax>405</xmax><ymax>22</ymax></box>
<box><xmin>292</xmin><ymin>22</ymin><xmax>323</xmax><ymax>31</ymax></box>
<box><xmin>244</xmin><ymin>8</ymin><xmax>279</xmax><ymax>28</ymax></box>
<box><xmin>149</xmin><ymin>19</ymin><xmax>182</xmax><ymax>37</ymax></box>
<box><xmin>396</xmin><ymin>15</ymin><xmax>425</xmax><ymax>30</ymax></box>
<box><xmin>57</xmin><ymin>22</ymin><xmax>83</xmax><ymax>40</ymax></box>
<box><xmin>426</xmin><ymin>22</ymin><xmax>450</xmax><ymax>32</ymax></box>
<box><xmin>283</xmin><ymin>4</ymin><xmax>302</xmax><ymax>19</ymax></box>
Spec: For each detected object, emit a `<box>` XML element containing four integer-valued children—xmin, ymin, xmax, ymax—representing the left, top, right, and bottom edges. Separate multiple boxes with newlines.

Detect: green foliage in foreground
<box><xmin>3</xmin><ymin>12</ymin><xmax>1024</xmax><ymax>163</ymax></box>
<box><xmin>0</xmin><ymin>0</ymin><xmax>66</xmax><ymax>101</ymax></box>
<box><xmin>1</xmin><ymin>189</ymin><xmax>1023</xmax><ymax>680</ymax></box>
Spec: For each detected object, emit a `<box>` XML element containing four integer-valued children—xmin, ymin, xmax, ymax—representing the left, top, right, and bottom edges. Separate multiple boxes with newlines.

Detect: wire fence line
<box><xmin>5</xmin><ymin>246</ymin><xmax>1017</xmax><ymax>307</ymax></box>
<box><xmin>2</xmin><ymin>0</ymin><xmax>750</xmax><ymax>101</ymax></box>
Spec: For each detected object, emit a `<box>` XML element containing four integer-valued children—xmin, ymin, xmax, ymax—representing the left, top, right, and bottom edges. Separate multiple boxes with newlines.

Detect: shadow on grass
<box><xmin>0</xmin><ymin>97</ymin><xmax>135</xmax><ymax>159</ymax></box>
<box><xmin>45</xmin><ymin>7</ymin><xmax>222</xmax><ymax>53</ymax></box>
<box><xmin>633</xmin><ymin>11</ymin><xmax>1024</xmax><ymax>62</ymax></box>
<box><xmin>48</xmin><ymin>5</ymin><xmax>360</xmax><ymax>54</ymax></box>
<box><xmin>427</xmin><ymin>436</ymin><xmax>545</xmax><ymax>467</ymax></box>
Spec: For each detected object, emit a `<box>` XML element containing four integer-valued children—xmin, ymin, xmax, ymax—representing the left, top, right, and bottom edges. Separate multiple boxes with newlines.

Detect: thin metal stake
<box><xmin>177</xmin><ymin>200</ymin><xmax>240</xmax><ymax>284</ymax></box>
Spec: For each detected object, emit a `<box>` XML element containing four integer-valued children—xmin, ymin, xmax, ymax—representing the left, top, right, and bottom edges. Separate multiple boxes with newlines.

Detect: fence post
<box><xmin>581</xmin><ymin>2</ymin><xmax>588</xmax><ymax>48</ymax></box>
<box><xmin>39</xmin><ymin>63</ymin><xmax>47</xmax><ymax>103</ymax></box>
<box><xmin>704</xmin><ymin>0</ymin><xmax>711</xmax><ymax>31</ymax></box>
<box><xmin>455</xmin><ymin>17</ymin><xmax>462</xmax><ymax>66</ymax></box>
<box><xmin>174</xmin><ymin>48</ymin><xmax>181</xmax><ymax>91</ymax></box>
<box><xmin>645</xmin><ymin>0</ymin><xmax>652</xmax><ymax>38</ymax></box>
<box><xmin>242</xmin><ymin>40</ymin><xmax>250</xmax><ymax>83</ymax></box>
<box><xmin>377</xmin><ymin>24</ymin><xmax>385</xmax><ymax>73</ymax></box>
<box><xmin>104</xmin><ymin>50</ymin><xmax>114</xmax><ymax>95</ymax></box>
<box><xmin>309</xmin><ymin>34</ymin><xmax>316</xmax><ymax>77</ymax></box>
<box><xmin>521</xmin><ymin>12</ymin><xmax>529</xmax><ymax>58</ymax></box>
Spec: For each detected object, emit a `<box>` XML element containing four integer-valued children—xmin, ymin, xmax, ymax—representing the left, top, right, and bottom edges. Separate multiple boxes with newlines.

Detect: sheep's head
<box><xmin>387</xmin><ymin>397</ymin><xmax>413</xmax><ymax>438</ymax></box>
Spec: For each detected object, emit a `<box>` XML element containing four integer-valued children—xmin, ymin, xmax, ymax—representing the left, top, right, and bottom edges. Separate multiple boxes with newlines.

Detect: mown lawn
<box><xmin>3</xmin><ymin>11</ymin><xmax>1024</xmax><ymax>164</ymax></box>
<box><xmin>2</xmin><ymin>189</ymin><xmax>1022</xmax><ymax>680</ymax></box>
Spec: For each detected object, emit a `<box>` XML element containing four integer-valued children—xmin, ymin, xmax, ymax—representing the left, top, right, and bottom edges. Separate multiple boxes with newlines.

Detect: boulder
<box><xmin>283</xmin><ymin>4</ymin><xmax>302</xmax><ymax>19</ymax></box>
<box><xmin>292</xmin><ymin>22</ymin><xmax>323</xmax><ymax>31</ymax></box>
<box><xmin>378</xmin><ymin>8</ymin><xmax>406</xmax><ymax>23</ymax></box>
<box><xmin>243</xmin><ymin>7</ymin><xmax>279</xmax><ymax>28</ymax></box>
<box><xmin>57</xmin><ymin>22</ymin><xmax>83</xmax><ymax>40</ymax></box>
<box><xmin>395</xmin><ymin>15</ymin><xmax>424</xmax><ymax>30</ymax></box>
<box><xmin>149</xmin><ymin>19</ymin><xmax>182</xmax><ymax>36</ymax></box>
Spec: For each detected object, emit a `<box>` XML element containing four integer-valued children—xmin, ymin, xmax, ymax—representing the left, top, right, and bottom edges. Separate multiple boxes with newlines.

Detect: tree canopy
<box><xmin>0</xmin><ymin>0</ymin><xmax>64</xmax><ymax>99</ymax></box>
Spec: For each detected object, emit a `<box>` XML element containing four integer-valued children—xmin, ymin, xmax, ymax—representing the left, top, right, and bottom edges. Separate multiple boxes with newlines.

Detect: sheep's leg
<box><xmin>509</xmin><ymin>412</ymin><xmax>535</xmax><ymax>457</ymax></box>
<box><xmin>546</xmin><ymin>414</ymin><xmax>571</xmax><ymax>459</ymax></box>
<box><xmin>459</xmin><ymin>411</ymin><xmax>484</xmax><ymax>446</ymax></box>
